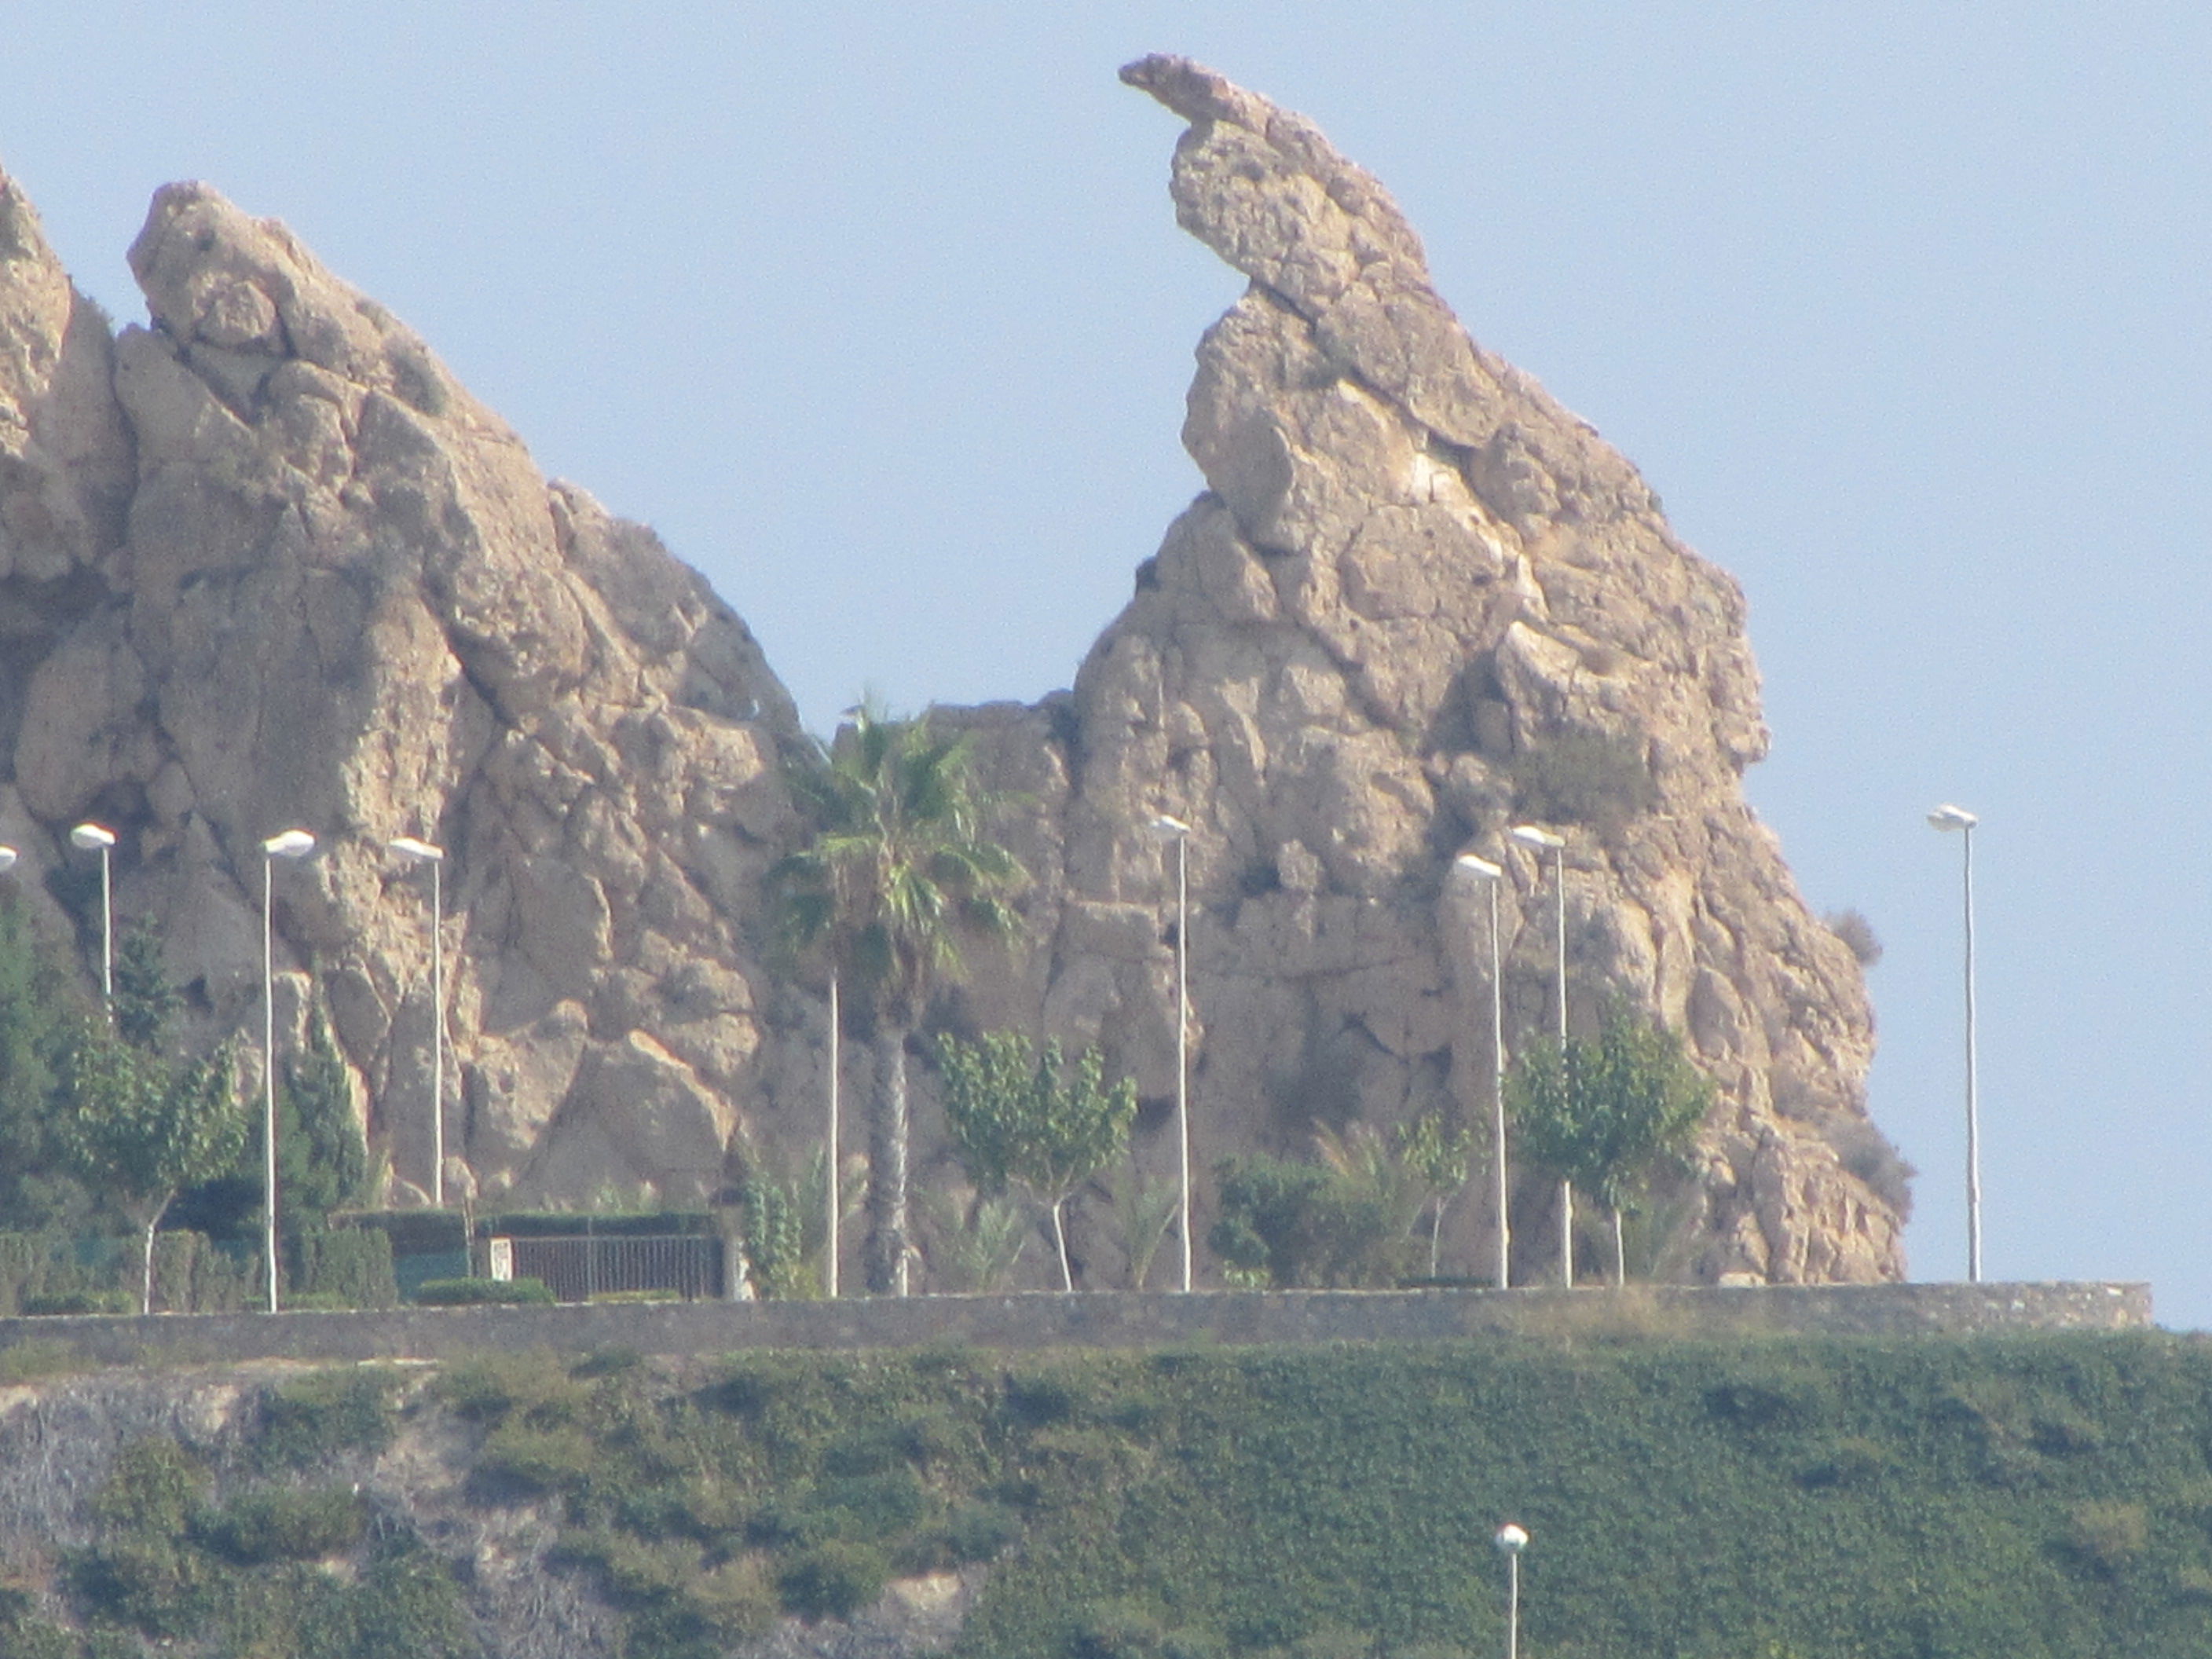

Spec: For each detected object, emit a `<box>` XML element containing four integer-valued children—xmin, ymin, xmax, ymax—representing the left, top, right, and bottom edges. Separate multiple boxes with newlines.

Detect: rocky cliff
<box><xmin>0</xmin><ymin>57</ymin><xmax>1904</xmax><ymax>1284</ymax></box>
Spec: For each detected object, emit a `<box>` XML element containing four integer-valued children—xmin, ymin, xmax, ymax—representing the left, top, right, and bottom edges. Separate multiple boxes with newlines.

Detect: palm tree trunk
<box><xmin>1050</xmin><ymin>1196</ymin><xmax>1073</xmax><ymax>1291</ymax></box>
<box><xmin>866</xmin><ymin>1029</ymin><xmax>910</xmax><ymax>1295</ymax></box>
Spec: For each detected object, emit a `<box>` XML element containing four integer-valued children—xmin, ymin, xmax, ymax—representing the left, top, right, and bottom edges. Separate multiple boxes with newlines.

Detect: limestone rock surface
<box><xmin>942</xmin><ymin>57</ymin><xmax>1902</xmax><ymax>1285</ymax></box>
<box><xmin>0</xmin><ymin>60</ymin><xmax>1906</xmax><ymax>1284</ymax></box>
<box><xmin>0</xmin><ymin>171</ymin><xmax>803</xmax><ymax>1207</ymax></box>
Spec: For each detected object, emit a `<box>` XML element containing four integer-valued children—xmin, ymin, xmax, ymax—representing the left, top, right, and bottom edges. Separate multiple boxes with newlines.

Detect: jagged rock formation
<box><xmin>0</xmin><ymin>55</ymin><xmax>1905</xmax><ymax>1282</ymax></box>
<box><xmin>0</xmin><ymin>167</ymin><xmax>805</xmax><ymax>1207</ymax></box>
<box><xmin>945</xmin><ymin>57</ymin><xmax>1902</xmax><ymax>1284</ymax></box>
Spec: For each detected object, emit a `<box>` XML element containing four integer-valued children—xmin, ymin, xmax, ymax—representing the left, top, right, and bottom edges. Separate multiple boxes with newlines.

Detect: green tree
<box><xmin>0</xmin><ymin>894</ymin><xmax>86</xmax><ymax>1231</ymax></box>
<box><xmin>768</xmin><ymin>699</ymin><xmax>1024</xmax><ymax>1295</ymax></box>
<box><xmin>54</xmin><ymin>1019</ymin><xmax>248</xmax><ymax>1313</ymax></box>
<box><xmin>280</xmin><ymin>1006</ymin><xmax>368</xmax><ymax>1232</ymax></box>
<box><xmin>1394</xmin><ymin>1112</ymin><xmax>1474</xmax><ymax>1277</ymax></box>
<box><xmin>1507</xmin><ymin>1003</ymin><xmax>1712</xmax><ymax>1285</ymax></box>
<box><xmin>936</xmin><ymin>1033</ymin><xmax>1137</xmax><ymax>1291</ymax></box>
<box><xmin>113</xmin><ymin>921</ymin><xmax>181</xmax><ymax>1053</ymax></box>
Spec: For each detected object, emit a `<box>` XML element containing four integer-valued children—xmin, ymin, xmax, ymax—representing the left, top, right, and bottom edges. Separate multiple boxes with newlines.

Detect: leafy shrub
<box><xmin>194</xmin><ymin>1488</ymin><xmax>365</xmax><ymax>1563</ymax></box>
<box><xmin>941</xmin><ymin>1497</ymin><xmax>1023</xmax><ymax>1564</ymax></box>
<box><xmin>2064</xmin><ymin>1500</ymin><xmax>2148</xmax><ymax>1578</ymax></box>
<box><xmin>22</xmin><ymin>1290</ymin><xmax>130</xmax><ymax>1317</ymax></box>
<box><xmin>1208</xmin><ymin>1155</ymin><xmax>1407</xmax><ymax>1288</ymax></box>
<box><xmin>1819</xmin><ymin>1115</ymin><xmax>1916</xmax><ymax>1218</ymax></box>
<box><xmin>478</xmin><ymin>1419</ymin><xmax>601</xmax><ymax>1498</ymax></box>
<box><xmin>255</xmin><ymin>1369</ymin><xmax>401</xmax><ymax>1470</ymax></box>
<box><xmin>777</xmin><ymin>1540</ymin><xmax>887</xmax><ymax>1620</ymax></box>
<box><xmin>90</xmin><ymin>1437</ymin><xmax>209</xmax><ymax>1536</ymax></box>
<box><xmin>1823</xmin><ymin>908</ymin><xmax>1884</xmax><ymax>967</ymax></box>
<box><xmin>415</xmin><ymin>1276</ymin><xmax>553</xmax><ymax>1306</ymax></box>
<box><xmin>1507</xmin><ymin>730</ymin><xmax>1655</xmax><ymax>832</ymax></box>
<box><xmin>292</xmin><ymin>1227</ymin><xmax>397</xmax><ymax>1309</ymax></box>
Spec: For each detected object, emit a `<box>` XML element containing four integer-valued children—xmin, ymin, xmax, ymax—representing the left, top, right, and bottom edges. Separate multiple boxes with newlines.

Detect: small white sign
<box><xmin>487</xmin><ymin>1237</ymin><xmax>514</xmax><ymax>1281</ymax></box>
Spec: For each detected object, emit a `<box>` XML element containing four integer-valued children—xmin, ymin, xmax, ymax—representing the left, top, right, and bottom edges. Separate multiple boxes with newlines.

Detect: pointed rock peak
<box><xmin>126</xmin><ymin>179</ymin><xmax>482</xmax><ymax>430</ymax></box>
<box><xmin>1119</xmin><ymin>54</ymin><xmax>1429</xmax><ymax>280</ymax></box>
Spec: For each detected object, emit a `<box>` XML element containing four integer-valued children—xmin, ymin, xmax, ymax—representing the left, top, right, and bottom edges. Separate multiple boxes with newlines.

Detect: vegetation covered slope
<box><xmin>5</xmin><ymin>1329</ymin><xmax>2211</xmax><ymax>1658</ymax></box>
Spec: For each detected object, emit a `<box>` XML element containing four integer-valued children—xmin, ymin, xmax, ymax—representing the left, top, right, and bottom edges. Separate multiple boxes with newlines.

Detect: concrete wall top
<box><xmin>0</xmin><ymin>1281</ymin><xmax>2152</xmax><ymax>1368</ymax></box>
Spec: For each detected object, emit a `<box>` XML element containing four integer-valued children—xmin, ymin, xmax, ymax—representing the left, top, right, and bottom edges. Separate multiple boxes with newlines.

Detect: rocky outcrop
<box><xmin>943</xmin><ymin>57</ymin><xmax>1901</xmax><ymax>1284</ymax></box>
<box><xmin>0</xmin><ymin>56</ymin><xmax>1905</xmax><ymax>1283</ymax></box>
<box><xmin>0</xmin><ymin>165</ymin><xmax>804</xmax><ymax>1207</ymax></box>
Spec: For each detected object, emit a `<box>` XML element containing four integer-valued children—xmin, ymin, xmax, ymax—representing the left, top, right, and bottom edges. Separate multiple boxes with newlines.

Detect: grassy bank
<box><xmin>6</xmin><ymin>1328</ymin><xmax>2212</xmax><ymax>1658</ymax></box>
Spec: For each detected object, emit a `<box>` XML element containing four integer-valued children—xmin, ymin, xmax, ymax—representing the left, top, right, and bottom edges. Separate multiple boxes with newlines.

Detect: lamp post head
<box><xmin>1148</xmin><ymin>815</ymin><xmax>1192</xmax><ymax>840</ymax></box>
<box><xmin>1494</xmin><ymin>1522</ymin><xmax>1529</xmax><ymax>1554</ymax></box>
<box><xmin>1928</xmin><ymin>804</ymin><xmax>1978</xmax><ymax>833</ymax></box>
<box><xmin>388</xmin><ymin>835</ymin><xmax>445</xmax><ymax>862</ymax></box>
<box><xmin>1454</xmin><ymin>853</ymin><xmax>1503</xmax><ymax>882</ymax></box>
<box><xmin>262</xmin><ymin>830</ymin><xmax>317</xmax><ymax>859</ymax></box>
<box><xmin>1508</xmin><ymin>824</ymin><xmax>1564</xmax><ymax>851</ymax></box>
<box><xmin>69</xmin><ymin>822</ymin><xmax>116</xmax><ymax>851</ymax></box>
<box><xmin>0</xmin><ymin>847</ymin><xmax>16</xmax><ymax>874</ymax></box>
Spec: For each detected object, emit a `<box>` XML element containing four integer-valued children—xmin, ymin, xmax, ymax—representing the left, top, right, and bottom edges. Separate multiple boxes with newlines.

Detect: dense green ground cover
<box><xmin>9</xmin><ymin>1326</ymin><xmax>2212</xmax><ymax>1659</ymax></box>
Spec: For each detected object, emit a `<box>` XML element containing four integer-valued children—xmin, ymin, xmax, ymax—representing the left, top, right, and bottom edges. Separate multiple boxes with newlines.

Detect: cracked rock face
<box><xmin>945</xmin><ymin>57</ymin><xmax>1903</xmax><ymax>1286</ymax></box>
<box><xmin>0</xmin><ymin>60</ymin><xmax>1905</xmax><ymax>1284</ymax></box>
<box><xmin>0</xmin><ymin>168</ymin><xmax>804</xmax><ymax>1208</ymax></box>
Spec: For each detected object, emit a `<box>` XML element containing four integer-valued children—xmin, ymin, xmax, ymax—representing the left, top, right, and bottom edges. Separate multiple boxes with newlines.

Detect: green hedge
<box><xmin>414</xmin><ymin>1276</ymin><xmax>554</xmax><ymax>1306</ymax></box>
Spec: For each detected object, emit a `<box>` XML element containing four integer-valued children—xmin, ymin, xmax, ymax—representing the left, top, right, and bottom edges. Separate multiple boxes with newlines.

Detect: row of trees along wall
<box><xmin>0</xmin><ymin>895</ymin><xmax>382</xmax><ymax>1313</ymax></box>
<box><xmin>756</xmin><ymin>704</ymin><xmax>1715</xmax><ymax>1298</ymax></box>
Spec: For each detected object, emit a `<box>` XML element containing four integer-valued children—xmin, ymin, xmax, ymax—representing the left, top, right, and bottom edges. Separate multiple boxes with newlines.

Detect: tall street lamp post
<box><xmin>826</xmin><ymin>970</ymin><xmax>840</xmax><ymax>1298</ymax></box>
<box><xmin>1493</xmin><ymin>1522</ymin><xmax>1529</xmax><ymax>1659</ymax></box>
<box><xmin>1149</xmin><ymin>814</ymin><xmax>1193</xmax><ymax>1292</ymax></box>
<box><xmin>261</xmin><ymin>829</ymin><xmax>317</xmax><ymax>1313</ymax></box>
<box><xmin>1455</xmin><ymin>854</ymin><xmax>1509</xmax><ymax>1288</ymax></box>
<box><xmin>1509</xmin><ymin>824</ymin><xmax>1571</xmax><ymax>1287</ymax></box>
<box><xmin>69</xmin><ymin>822</ymin><xmax>116</xmax><ymax>1011</ymax></box>
<box><xmin>388</xmin><ymin>837</ymin><xmax>446</xmax><ymax>1208</ymax></box>
<box><xmin>1928</xmin><ymin>803</ymin><xmax>1981</xmax><ymax>1282</ymax></box>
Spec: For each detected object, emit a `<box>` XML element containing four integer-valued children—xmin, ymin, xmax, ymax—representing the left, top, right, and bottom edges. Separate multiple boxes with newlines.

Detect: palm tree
<box><xmin>769</xmin><ymin>699</ymin><xmax>1024</xmax><ymax>1295</ymax></box>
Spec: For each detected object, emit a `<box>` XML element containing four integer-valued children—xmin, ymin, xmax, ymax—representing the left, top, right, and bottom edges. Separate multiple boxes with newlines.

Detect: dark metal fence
<box><xmin>493</xmin><ymin>1233</ymin><xmax>723</xmax><ymax>1303</ymax></box>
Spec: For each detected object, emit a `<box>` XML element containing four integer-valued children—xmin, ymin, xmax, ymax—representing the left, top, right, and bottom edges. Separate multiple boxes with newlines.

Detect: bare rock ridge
<box><xmin>0</xmin><ymin>56</ymin><xmax>1905</xmax><ymax>1284</ymax></box>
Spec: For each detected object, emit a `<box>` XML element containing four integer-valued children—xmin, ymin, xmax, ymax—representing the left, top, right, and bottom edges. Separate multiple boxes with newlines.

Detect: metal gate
<box><xmin>490</xmin><ymin>1233</ymin><xmax>723</xmax><ymax>1302</ymax></box>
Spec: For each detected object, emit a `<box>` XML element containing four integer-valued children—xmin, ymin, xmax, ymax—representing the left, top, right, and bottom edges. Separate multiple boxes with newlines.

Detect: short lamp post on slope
<box><xmin>1148</xmin><ymin>813</ymin><xmax>1194</xmax><ymax>1292</ymax></box>
<box><xmin>1928</xmin><ymin>803</ymin><xmax>1982</xmax><ymax>1283</ymax></box>
<box><xmin>69</xmin><ymin>822</ymin><xmax>117</xmax><ymax>1012</ymax></box>
<box><xmin>1455</xmin><ymin>853</ymin><xmax>1509</xmax><ymax>1289</ymax></box>
<box><xmin>388</xmin><ymin>837</ymin><xmax>447</xmax><ymax>1208</ymax></box>
<box><xmin>261</xmin><ymin>829</ymin><xmax>317</xmax><ymax>1313</ymax></box>
<box><xmin>1493</xmin><ymin>1522</ymin><xmax>1529</xmax><ymax>1659</ymax></box>
<box><xmin>1508</xmin><ymin>822</ymin><xmax>1571</xmax><ymax>1286</ymax></box>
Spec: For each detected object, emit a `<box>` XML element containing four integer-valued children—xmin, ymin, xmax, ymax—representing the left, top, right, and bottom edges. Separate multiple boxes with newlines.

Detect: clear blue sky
<box><xmin>9</xmin><ymin>5</ymin><xmax>2209</xmax><ymax>1322</ymax></box>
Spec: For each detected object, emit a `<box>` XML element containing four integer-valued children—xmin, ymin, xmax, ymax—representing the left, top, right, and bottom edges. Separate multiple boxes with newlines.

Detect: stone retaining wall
<box><xmin>0</xmin><ymin>1281</ymin><xmax>2152</xmax><ymax>1367</ymax></box>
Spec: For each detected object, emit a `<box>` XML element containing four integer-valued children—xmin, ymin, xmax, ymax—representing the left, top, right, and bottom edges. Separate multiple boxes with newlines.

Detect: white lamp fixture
<box><xmin>1455</xmin><ymin>854</ymin><xmax>1509</xmax><ymax>1289</ymax></box>
<box><xmin>1928</xmin><ymin>803</ymin><xmax>1981</xmax><ymax>1282</ymax></box>
<box><xmin>0</xmin><ymin>847</ymin><xmax>16</xmax><ymax>874</ymax></box>
<box><xmin>1148</xmin><ymin>814</ymin><xmax>1194</xmax><ymax>1292</ymax></box>
<box><xmin>388</xmin><ymin>837</ymin><xmax>448</xmax><ymax>1209</ymax></box>
<box><xmin>69</xmin><ymin>822</ymin><xmax>117</xmax><ymax>1009</ymax></box>
<box><xmin>261</xmin><ymin>829</ymin><xmax>318</xmax><ymax>1313</ymax></box>
<box><xmin>1508</xmin><ymin>824</ymin><xmax>1574</xmax><ymax>1287</ymax></box>
<box><xmin>1494</xmin><ymin>1522</ymin><xmax>1529</xmax><ymax>1659</ymax></box>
